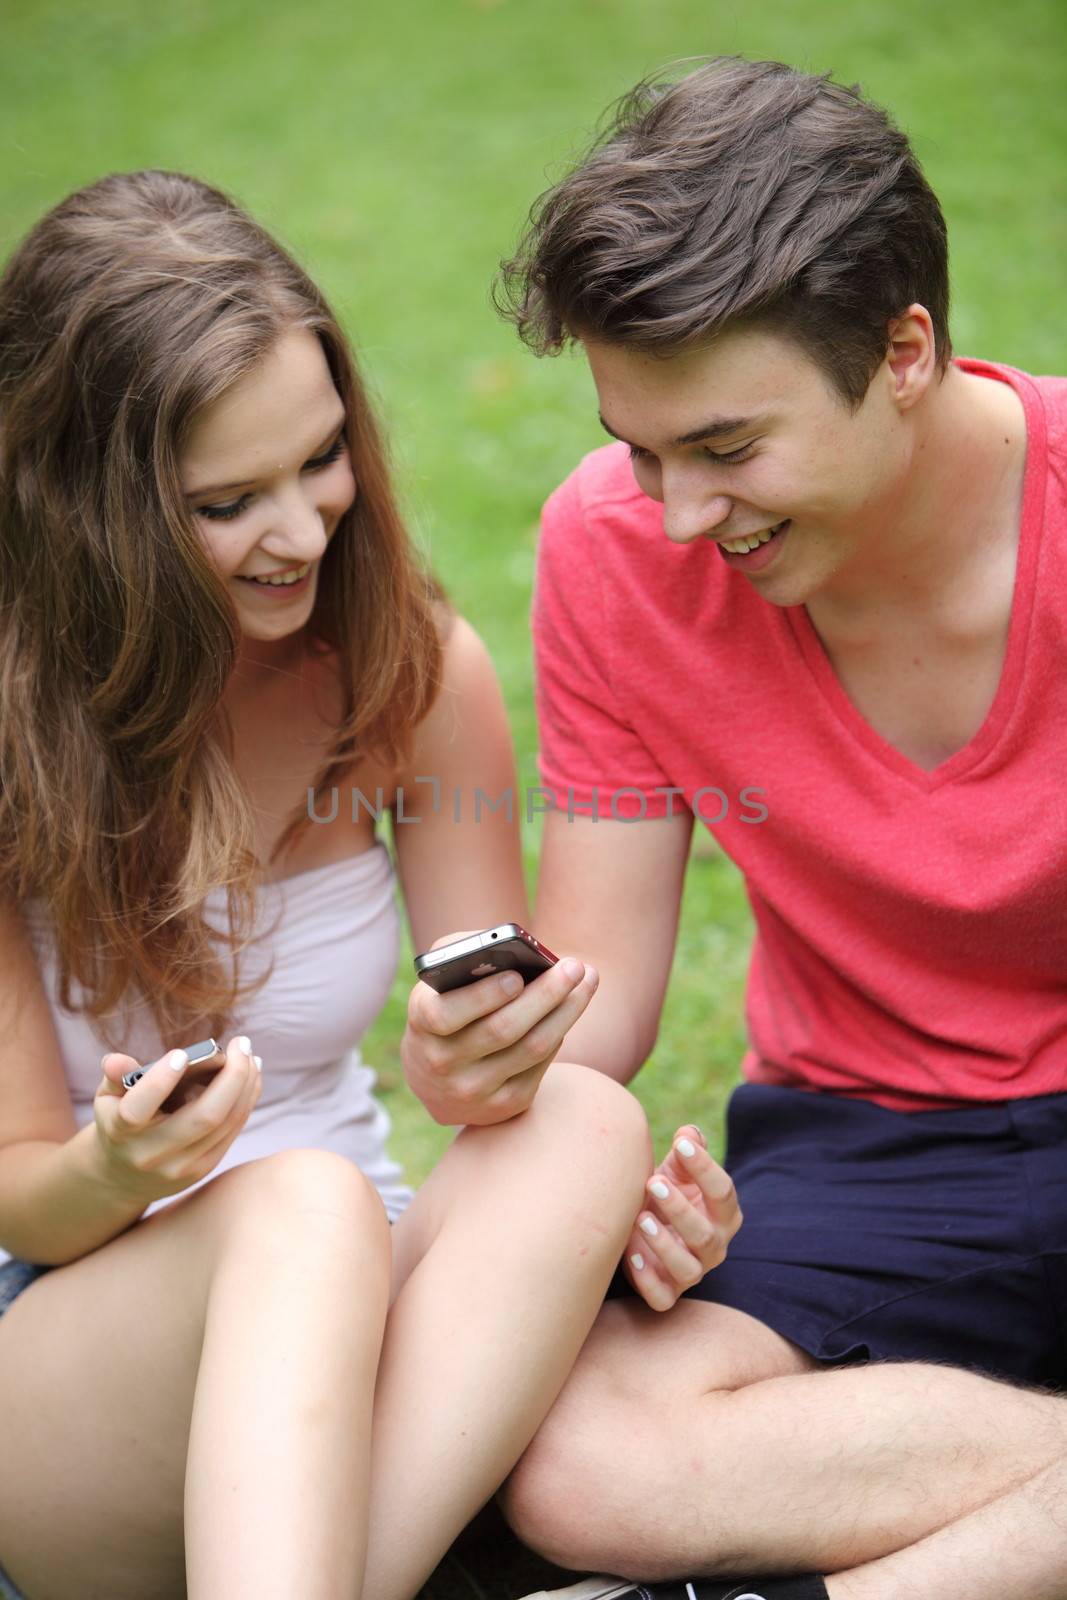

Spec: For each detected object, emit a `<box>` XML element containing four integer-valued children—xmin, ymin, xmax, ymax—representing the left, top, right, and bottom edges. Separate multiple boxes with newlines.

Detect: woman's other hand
<box><xmin>623</xmin><ymin>1125</ymin><xmax>743</xmax><ymax>1312</ymax></box>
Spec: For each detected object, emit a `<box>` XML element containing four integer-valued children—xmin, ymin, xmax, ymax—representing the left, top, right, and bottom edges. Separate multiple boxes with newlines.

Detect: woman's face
<box><xmin>179</xmin><ymin>328</ymin><xmax>356</xmax><ymax>662</ymax></box>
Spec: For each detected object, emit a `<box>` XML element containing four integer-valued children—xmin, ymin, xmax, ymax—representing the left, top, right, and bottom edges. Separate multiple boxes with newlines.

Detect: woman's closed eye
<box><xmin>195</xmin><ymin>435</ymin><xmax>348</xmax><ymax>522</ymax></box>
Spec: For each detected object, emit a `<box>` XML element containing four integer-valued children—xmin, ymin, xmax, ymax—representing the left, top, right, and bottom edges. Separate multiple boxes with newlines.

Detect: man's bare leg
<box><xmin>828</xmin><ymin>1448</ymin><xmax>1067</xmax><ymax>1600</ymax></box>
<box><xmin>503</xmin><ymin>1298</ymin><xmax>1067</xmax><ymax>1579</ymax></box>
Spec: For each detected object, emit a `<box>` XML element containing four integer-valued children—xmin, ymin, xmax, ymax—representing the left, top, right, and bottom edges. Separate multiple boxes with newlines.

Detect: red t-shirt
<box><xmin>532</xmin><ymin>359</ymin><xmax>1067</xmax><ymax>1111</ymax></box>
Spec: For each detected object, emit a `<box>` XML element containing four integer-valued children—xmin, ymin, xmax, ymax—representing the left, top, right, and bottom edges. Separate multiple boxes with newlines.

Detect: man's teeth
<box><xmin>245</xmin><ymin>562</ymin><xmax>311</xmax><ymax>586</ymax></box>
<box><xmin>720</xmin><ymin>524</ymin><xmax>784</xmax><ymax>555</ymax></box>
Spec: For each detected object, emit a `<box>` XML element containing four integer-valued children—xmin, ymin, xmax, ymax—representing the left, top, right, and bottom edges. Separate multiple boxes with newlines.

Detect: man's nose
<box><xmin>660</xmin><ymin>474</ymin><xmax>733</xmax><ymax>544</ymax></box>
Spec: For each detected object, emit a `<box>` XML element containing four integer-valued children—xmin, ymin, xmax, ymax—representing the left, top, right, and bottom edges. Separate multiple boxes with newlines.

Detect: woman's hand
<box><xmin>623</xmin><ymin>1125</ymin><xmax>743</xmax><ymax>1312</ymax></box>
<box><xmin>91</xmin><ymin>1035</ymin><xmax>263</xmax><ymax>1204</ymax></box>
<box><xmin>402</xmin><ymin>931</ymin><xmax>599</xmax><ymax>1126</ymax></box>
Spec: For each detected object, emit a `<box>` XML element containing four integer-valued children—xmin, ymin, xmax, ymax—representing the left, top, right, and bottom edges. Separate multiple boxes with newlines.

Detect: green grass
<box><xmin>2</xmin><ymin>3</ymin><xmax>1065</xmax><ymax>1590</ymax></box>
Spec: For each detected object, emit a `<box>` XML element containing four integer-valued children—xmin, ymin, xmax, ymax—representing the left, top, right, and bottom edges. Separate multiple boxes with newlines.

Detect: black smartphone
<box><xmin>413</xmin><ymin>924</ymin><xmax>558</xmax><ymax>994</ymax></box>
<box><xmin>122</xmin><ymin>1037</ymin><xmax>227</xmax><ymax>1111</ymax></box>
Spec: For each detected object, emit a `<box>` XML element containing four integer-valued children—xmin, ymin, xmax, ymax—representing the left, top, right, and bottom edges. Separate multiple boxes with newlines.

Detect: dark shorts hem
<box><xmin>681</xmin><ymin>1280</ymin><xmax>870</xmax><ymax>1369</ymax></box>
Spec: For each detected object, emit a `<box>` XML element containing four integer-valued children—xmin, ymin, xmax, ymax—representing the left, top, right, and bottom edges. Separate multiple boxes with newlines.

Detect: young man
<box><xmin>404</xmin><ymin>57</ymin><xmax>1067</xmax><ymax>1600</ymax></box>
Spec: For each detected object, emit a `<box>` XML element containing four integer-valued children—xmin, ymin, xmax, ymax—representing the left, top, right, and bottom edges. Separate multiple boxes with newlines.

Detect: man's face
<box><xmin>584</xmin><ymin>325</ymin><xmax>912</xmax><ymax>609</ymax></box>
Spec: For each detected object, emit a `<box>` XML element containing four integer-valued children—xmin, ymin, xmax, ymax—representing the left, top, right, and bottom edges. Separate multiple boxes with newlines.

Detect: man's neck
<box><xmin>809</xmin><ymin>364</ymin><xmax>1027</xmax><ymax>642</ymax></box>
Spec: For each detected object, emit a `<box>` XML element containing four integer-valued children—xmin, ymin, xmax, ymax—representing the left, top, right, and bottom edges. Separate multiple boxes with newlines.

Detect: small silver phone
<box><xmin>122</xmin><ymin>1037</ymin><xmax>226</xmax><ymax>1094</ymax></box>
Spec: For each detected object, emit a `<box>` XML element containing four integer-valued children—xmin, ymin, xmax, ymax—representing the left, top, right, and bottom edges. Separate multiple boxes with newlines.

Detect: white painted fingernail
<box><xmin>168</xmin><ymin>1049</ymin><xmax>189</xmax><ymax>1072</ymax></box>
<box><xmin>639</xmin><ymin>1216</ymin><xmax>659</xmax><ymax>1237</ymax></box>
<box><xmin>235</xmin><ymin>1036</ymin><xmax>252</xmax><ymax>1054</ymax></box>
<box><xmin>630</xmin><ymin>1253</ymin><xmax>645</xmax><ymax>1271</ymax></box>
<box><xmin>649</xmin><ymin>1180</ymin><xmax>670</xmax><ymax>1199</ymax></box>
<box><xmin>677</xmin><ymin>1138</ymin><xmax>697</xmax><ymax>1158</ymax></box>
<box><xmin>253</xmin><ymin>1055</ymin><xmax>262</xmax><ymax>1071</ymax></box>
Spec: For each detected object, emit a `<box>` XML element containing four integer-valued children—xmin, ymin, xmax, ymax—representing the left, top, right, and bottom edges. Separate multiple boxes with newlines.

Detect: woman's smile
<box><xmin>234</xmin><ymin>559</ymin><xmax>314</xmax><ymax>597</ymax></box>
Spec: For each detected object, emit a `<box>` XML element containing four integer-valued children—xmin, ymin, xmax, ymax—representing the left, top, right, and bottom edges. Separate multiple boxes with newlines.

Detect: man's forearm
<box><xmin>556</xmin><ymin>987</ymin><xmax>652</xmax><ymax>1083</ymax></box>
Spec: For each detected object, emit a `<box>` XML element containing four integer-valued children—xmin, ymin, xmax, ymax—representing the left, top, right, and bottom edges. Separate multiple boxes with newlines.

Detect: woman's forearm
<box><xmin>0</xmin><ymin>1123</ymin><xmax>152</xmax><ymax>1265</ymax></box>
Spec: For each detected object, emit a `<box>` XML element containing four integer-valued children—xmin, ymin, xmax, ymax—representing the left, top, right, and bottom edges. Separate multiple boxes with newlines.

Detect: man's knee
<box><xmin>501</xmin><ymin>1396</ymin><xmax>662</xmax><ymax>1572</ymax></box>
<box><xmin>502</xmin><ymin>1380</ymin><xmax>754</xmax><ymax>1576</ymax></box>
<box><xmin>501</xmin><ymin>1299</ymin><xmax>779</xmax><ymax>1571</ymax></box>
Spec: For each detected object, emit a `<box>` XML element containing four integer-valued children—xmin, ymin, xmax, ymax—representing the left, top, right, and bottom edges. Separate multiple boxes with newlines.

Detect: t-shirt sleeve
<box><xmin>532</xmin><ymin>465</ymin><xmax>676</xmax><ymax>820</ymax></box>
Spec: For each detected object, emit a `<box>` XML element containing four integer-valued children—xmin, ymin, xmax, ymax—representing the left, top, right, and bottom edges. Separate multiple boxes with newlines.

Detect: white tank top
<box><xmin>2</xmin><ymin>841</ymin><xmax>412</xmax><ymax>1265</ymax></box>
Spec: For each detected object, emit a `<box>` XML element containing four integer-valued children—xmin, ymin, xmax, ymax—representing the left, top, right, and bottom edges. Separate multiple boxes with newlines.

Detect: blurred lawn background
<box><xmin>3</xmin><ymin>0</ymin><xmax>1065</xmax><ymax>1593</ymax></box>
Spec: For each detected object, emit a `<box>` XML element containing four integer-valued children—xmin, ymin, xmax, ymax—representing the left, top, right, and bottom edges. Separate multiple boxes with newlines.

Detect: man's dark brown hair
<box><xmin>497</xmin><ymin>57</ymin><xmax>952</xmax><ymax>408</ymax></box>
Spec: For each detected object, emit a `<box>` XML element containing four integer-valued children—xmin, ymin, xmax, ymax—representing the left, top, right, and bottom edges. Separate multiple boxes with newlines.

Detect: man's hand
<box><xmin>402</xmin><ymin>931</ymin><xmax>600</xmax><ymax>1125</ymax></box>
<box><xmin>623</xmin><ymin>1124</ymin><xmax>742</xmax><ymax>1312</ymax></box>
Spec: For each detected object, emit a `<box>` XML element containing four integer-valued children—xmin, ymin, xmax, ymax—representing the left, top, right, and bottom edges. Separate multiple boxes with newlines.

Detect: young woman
<box><xmin>0</xmin><ymin>170</ymin><xmax>652</xmax><ymax>1600</ymax></box>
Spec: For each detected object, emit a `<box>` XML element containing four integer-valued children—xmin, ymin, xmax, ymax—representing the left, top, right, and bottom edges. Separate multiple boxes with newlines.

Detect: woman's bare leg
<box><xmin>0</xmin><ymin>1148</ymin><xmax>390</xmax><ymax>1600</ymax></box>
<box><xmin>360</xmin><ymin>1061</ymin><xmax>652</xmax><ymax>1600</ymax></box>
<box><xmin>0</xmin><ymin>1069</ymin><xmax>648</xmax><ymax>1599</ymax></box>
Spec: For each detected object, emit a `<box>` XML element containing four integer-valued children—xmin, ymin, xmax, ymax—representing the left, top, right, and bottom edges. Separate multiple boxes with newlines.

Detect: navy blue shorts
<box><xmin>615</xmin><ymin>1083</ymin><xmax>1067</xmax><ymax>1390</ymax></box>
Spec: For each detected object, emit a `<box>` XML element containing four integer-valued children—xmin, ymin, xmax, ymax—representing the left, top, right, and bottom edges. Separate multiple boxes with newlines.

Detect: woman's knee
<box><xmin>532</xmin><ymin>1061</ymin><xmax>653</xmax><ymax>1191</ymax></box>
<box><xmin>179</xmin><ymin>1148</ymin><xmax>391</xmax><ymax>1273</ymax></box>
<box><xmin>538</xmin><ymin>1058</ymin><xmax>650</xmax><ymax>1142</ymax></box>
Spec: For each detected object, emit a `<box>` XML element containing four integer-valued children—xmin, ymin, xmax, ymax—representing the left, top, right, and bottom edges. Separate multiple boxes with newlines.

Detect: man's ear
<box><xmin>885</xmin><ymin>304</ymin><xmax>938</xmax><ymax>411</ymax></box>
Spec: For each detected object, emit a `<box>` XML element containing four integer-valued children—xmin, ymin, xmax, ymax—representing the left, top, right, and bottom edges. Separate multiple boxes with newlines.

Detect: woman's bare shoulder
<box><xmin>410</xmin><ymin>615</ymin><xmax>505</xmax><ymax>751</ymax></box>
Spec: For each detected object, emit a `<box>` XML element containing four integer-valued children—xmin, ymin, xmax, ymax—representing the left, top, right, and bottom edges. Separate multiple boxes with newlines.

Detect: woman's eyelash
<box><xmin>199</xmin><ymin>494</ymin><xmax>253</xmax><ymax>523</ymax></box>
<box><xmin>196</xmin><ymin>435</ymin><xmax>347</xmax><ymax>521</ymax></box>
<box><xmin>627</xmin><ymin>442</ymin><xmax>756</xmax><ymax>465</ymax></box>
<box><xmin>308</xmin><ymin>437</ymin><xmax>346</xmax><ymax>471</ymax></box>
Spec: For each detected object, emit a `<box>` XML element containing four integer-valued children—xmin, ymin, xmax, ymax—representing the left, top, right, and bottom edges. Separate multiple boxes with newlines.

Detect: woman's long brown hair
<box><xmin>0</xmin><ymin>170</ymin><xmax>443</xmax><ymax>1050</ymax></box>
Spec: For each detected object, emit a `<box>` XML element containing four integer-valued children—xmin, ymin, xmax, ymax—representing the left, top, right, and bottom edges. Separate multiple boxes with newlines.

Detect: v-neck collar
<box><xmin>784</xmin><ymin>360</ymin><xmax>1046</xmax><ymax>794</ymax></box>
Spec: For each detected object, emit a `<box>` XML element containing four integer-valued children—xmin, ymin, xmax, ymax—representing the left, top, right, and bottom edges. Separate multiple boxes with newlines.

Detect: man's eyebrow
<box><xmin>599</xmin><ymin>413</ymin><xmax>763</xmax><ymax>448</ymax></box>
<box><xmin>183</xmin><ymin>414</ymin><xmax>346</xmax><ymax>499</ymax></box>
